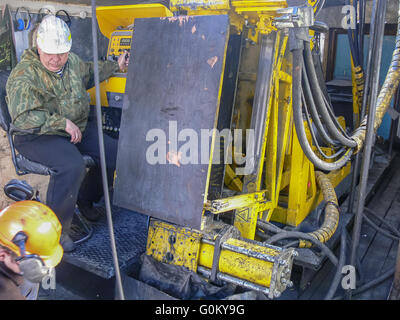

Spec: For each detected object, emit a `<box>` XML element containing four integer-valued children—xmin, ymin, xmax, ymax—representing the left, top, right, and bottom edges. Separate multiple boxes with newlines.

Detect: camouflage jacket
<box><xmin>6</xmin><ymin>48</ymin><xmax>119</xmax><ymax>136</ymax></box>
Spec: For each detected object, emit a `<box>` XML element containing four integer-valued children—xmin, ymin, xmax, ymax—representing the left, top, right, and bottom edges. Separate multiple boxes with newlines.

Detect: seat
<box><xmin>0</xmin><ymin>70</ymin><xmax>93</xmax><ymax>245</ymax></box>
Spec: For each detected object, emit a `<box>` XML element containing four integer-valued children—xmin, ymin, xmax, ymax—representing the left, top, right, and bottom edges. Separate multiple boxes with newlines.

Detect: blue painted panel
<box><xmin>333</xmin><ymin>34</ymin><xmax>396</xmax><ymax>140</ymax></box>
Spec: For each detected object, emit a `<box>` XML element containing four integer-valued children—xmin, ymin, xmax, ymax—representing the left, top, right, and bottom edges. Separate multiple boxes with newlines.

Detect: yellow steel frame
<box><xmin>93</xmin><ymin>0</ymin><xmax>351</xmax><ymax>233</ymax></box>
<box><xmin>95</xmin><ymin>0</ymin><xmax>351</xmax><ymax>295</ymax></box>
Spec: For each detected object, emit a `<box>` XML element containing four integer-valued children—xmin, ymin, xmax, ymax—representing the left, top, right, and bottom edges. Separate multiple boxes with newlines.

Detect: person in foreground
<box><xmin>0</xmin><ymin>201</ymin><xmax>63</xmax><ymax>300</ymax></box>
<box><xmin>6</xmin><ymin>15</ymin><xmax>129</xmax><ymax>252</ymax></box>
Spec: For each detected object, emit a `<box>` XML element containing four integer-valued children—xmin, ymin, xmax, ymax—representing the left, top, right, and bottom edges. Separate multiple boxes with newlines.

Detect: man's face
<box><xmin>0</xmin><ymin>247</ymin><xmax>21</xmax><ymax>274</ymax></box>
<box><xmin>38</xmin><ymin>47</ymin><xmax>69</xmax><ymax>72</ymax></box>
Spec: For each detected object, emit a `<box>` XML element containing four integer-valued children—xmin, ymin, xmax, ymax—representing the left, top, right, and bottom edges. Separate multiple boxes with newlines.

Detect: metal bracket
<box><xmin>269</xmin><ymin>248</ymin><xmax>298</xmax><ymax>299</ymax></box>
<box><xmin>273</xmin><ymin>6</ymin><xmax>314</xmax><ymax>29</ymax></box>
<box><xmin>210</xmin><ymin>225</ymin><xmax>237</xmax><ymax>282</ymax></box>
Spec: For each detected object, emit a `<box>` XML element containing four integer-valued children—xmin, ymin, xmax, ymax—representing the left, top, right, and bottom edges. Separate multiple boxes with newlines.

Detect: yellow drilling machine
<box><xmin>2</xmin><ymin>0</ymin><xmax>400</xmax><ymax>300</ymax></box>
<box><xmin>80</xmin><ymin>0</ymin><xmax>367</xmax><ymax>299</ymax></box>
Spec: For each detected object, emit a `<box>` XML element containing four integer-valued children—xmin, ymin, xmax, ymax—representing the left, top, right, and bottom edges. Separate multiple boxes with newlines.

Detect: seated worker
<box><xmin>0</xmin><ymin>201</ymin><xmax>63</xmax><ymax>300</ymax></box>
<box><xmin>6</xmin><ymin>15</ymin><xmax>129</xmax><ymax>252</ymax></box>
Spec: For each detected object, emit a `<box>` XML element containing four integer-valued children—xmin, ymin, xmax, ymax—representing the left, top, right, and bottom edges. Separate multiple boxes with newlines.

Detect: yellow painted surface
<box><xmin>96</xmin><ymin>4</ymin><xmax>173</xmax><ymax>39</ymax></box>
<box><xmin>198</xmin><ymin>238</ymin><xmax>277</xmax><ymax>287</ymax></box>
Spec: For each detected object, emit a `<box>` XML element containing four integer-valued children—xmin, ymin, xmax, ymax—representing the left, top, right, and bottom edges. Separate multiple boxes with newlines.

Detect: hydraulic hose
<box><xmin>303</xmin><ymin>44</ymin><xmax>357</xmax><ymax>148</ymax></box>
<box><xmin>362</xmin><ymin>214</ymin><xmax>400</xmax><ymax>241</ymax></box>
<box><xmin>265</xmin><ymin>231</ymin><xmax>339</xmax><ymax>266</ymax></box>
<box><xmin>352</xmin><ymin>4</ymin><xmax>400</xmax><ymax>153</ymax></box>
<box><xmin>302</xmin><ymin>90</ymin><xmax>347</xmax><ymax>159</ymax></box>
<box><xmin>298</xmin><ymin>171</ymin><xmax>340</xmax><ymax>248</ymax></box>
<box><xmin>364</xmin><ymin>207</ymin><xmax>400</xmax><ymax>238</ymax></box>
<box><xmin>294</xmin><ymin>7</ymin><xmax>400</xmax><ymax>170</ymax></box>
<box><xmin>258</xmin><ymin>173</ymin><xmax>340</xmax><ymax>250</ymax></box>
<box><xmin>291</xmin><ymin>36</ymin><xmax>353</xmax><ymax>171</ymax></box>
<box><xmin>302</xmin><ymin>63</ymin><xmax>339</xmax><ymax>147</ymax></box>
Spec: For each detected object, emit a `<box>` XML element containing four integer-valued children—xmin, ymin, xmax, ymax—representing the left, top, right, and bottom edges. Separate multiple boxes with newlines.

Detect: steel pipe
<box><xmin>350</xmin><ymin>0</ymin><xmax>387</xmax><ymax>281</ymax></box>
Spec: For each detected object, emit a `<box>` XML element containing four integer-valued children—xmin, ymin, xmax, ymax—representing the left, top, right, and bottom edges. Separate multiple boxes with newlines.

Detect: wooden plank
<box><xmin>347</xmin><ymin>158</ymin><xmax>400</xmax><ymax>299</ymax></box>
<box><xmin>389</xmin><ymin>241</ymin><xmax>400</xmax><ymax>299</ymax></box>
<box><xmin>355</xmin><ymin>161</ymin><xmax>400</xmax><ymax>265</ymax></box>
<box><xmin>113</xmin><ymin>15</ymin><xmax>230</xmax><ymax>229</ymax></box>
<box><xmin>358</xmin><ymin>184</ymin><xmax>400</xmax><ymax>299</ymax></box>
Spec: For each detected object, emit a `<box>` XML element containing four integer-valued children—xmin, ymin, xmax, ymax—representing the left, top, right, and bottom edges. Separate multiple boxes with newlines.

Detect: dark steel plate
<box><xmin>113</xmin><ymin>15</ymin><xmax>230</xmax><ymax>229</ymax></box>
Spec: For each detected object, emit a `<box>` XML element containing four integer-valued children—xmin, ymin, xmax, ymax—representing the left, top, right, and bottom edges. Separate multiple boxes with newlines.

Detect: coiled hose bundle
<box><xmin>292</xmin><ymin>11</ymin><xmax>400</xmax><ymax>172</ymax></box>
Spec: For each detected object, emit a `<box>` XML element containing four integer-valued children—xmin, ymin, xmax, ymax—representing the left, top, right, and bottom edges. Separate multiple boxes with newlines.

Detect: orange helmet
<box><xmin>0</xmin><ymin>200</ymin><xmax>63</xmax><ymax>268</ymax></box>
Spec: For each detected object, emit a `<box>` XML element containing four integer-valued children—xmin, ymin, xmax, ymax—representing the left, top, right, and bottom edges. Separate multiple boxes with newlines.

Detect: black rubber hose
<box><xmin>265</xmin><ymin>231</ymin><xmax>339</xmax><ymax>267</ymax></box>
<box><xmin>292</xmin><ymin>47</ymin><xmax>354</xmax><ymax>171</ymax></box>
<box><xmin>347</xmin><ymin>27</ymin><xmax>360</xmax><ymax>67</ymax></box>
<box><xmin>302</xmin><ymin>63</ymin><xmax>339</xmax><ymax>147</ymax></box>
<box><xmin>303</xmin><ymin>44</ymin><xmax>357</xmax><ymax>148</ymax></box>
<box><xmin>362</xmin><ymin>214</ymin><xmax>400</xmax><ymax>241</ymax></box>
<box><xmin>334</xmin><ymin>268</ymin><xmax>395</xmax><ymax>299</ymax></box>
<box><xmin>257</xmin><ymin>219</ymin><xmax>284</xmax><ymax>234</ymax></box>
<box><xmin>312</xmin><ymin>46</ymin><xmax>333</xmax><ymax>106</ymax></box>
<box><xmin>303</xmin><ymin>90</ymin><xmax>347</xmax><ymax>159</ymax></box>
<box><xmin>306</xmin><ymin>45</ymin><xmax>356</xmax><ymax>143</ymax></box>
<box><xmin>364</xmin><ymin>207</ymin><xmax>400</xmax><ymax>237</ymax></box>
<box><xmin>351</xmin><ymin>268</ymin><xmax>395</xmax><ymax>296</ymax></box>
<box><xmin>322</xmin><ymin>92</ymin><xmax>352</xmax><ymax>139</ymax></box>
<box><xmin>346</xmin><ymin>0</ymin><xmax>360</xmax><ymax>67</ymax></box>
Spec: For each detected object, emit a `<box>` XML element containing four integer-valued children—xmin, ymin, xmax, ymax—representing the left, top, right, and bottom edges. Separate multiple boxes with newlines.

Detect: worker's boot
<box><xmin>77</xmin><ymin>201</ymin><xmax>102</xmax><ymax>222</ymax></box>
<box><xmin>60</xmin><ymin>232</ymin><xmax>76</xmax><ymax>253</ymax></box>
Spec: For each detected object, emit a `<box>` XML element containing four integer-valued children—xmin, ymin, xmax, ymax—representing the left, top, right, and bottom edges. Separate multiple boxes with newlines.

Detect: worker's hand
<box><xmin>65</xmin><ymin>119</ymin><xmax>82</xmax><ymax>144</ymax></box>
<box><xmin>118</xmin><ymin>50</ymin><xmax>129</xmax><ymax>72</ymax></box>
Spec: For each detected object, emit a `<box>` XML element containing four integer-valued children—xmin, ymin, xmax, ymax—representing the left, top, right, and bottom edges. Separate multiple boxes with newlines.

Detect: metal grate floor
<box><xmin>64</xmin><ymin>204</ymin><xmax>149</xmax><ymax>279</ymax></box>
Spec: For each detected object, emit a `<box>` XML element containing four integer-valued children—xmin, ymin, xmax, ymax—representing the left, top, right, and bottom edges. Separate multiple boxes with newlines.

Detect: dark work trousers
<box><xmin>14</xmin><ymin>118</ymin><xmax>118</xmax><ymax>231</ymax></box>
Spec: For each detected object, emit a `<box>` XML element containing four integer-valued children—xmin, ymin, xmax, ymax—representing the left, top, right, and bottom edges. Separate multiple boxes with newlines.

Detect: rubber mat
<box><xmin>64</xmin><ymin>205</ymin><xmax>149</xmax><ymax>279</ymax></box>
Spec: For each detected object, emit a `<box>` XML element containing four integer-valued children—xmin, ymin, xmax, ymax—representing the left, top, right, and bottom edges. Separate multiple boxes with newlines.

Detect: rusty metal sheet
<box><xmin>113</xmin><ymin>15</ymin><xmax>230</xmax><ymax>229</ymax></box>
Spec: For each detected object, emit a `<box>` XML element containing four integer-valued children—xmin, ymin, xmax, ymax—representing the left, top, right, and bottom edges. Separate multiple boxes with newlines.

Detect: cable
<box><xmin>265</xmin><ymin>231</ymin><xmax>339</xmax><ymax>266</ymax></box>
<box><xmin>364</xmin><ymin>207</ymin><xmax>400</xmax><ymax>237</ymax></box>
<box><xmin>362</xmin><ymin>214</ymin><xmax>400</xmax><ymax>241</ymax></box>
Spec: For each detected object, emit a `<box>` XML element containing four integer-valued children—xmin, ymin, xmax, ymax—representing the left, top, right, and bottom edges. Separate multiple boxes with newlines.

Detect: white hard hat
<box><xmin>36</xmin><ymin>15</ymin><xmax>72</xmax><ymax>54</ymax></box>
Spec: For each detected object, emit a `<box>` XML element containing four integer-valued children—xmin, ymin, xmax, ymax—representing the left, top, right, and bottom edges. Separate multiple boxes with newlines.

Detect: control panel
<box><xmin>101</xmin><ymin>30</ymin><xmax>133</xmax><ymax>138</ymax></box>
<box><xmin>107</xmin><ymin>30</ymin><xmax>133</xmax><ymax>65</ymax></box>
<box><xmin>102</xmin><ymin>106</ymin><xmax>122</xmax><ymax>139</ymax></box>
<box><xmin>92</xmin><ymin>30</ymin><xmax>133</xmax><ymax>139</ymax></box>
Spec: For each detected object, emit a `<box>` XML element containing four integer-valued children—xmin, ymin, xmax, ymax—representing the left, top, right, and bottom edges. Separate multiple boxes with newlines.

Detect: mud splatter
<box><xmin>207</xmin><ymin>56</ymin><xmax>218</xmax><ymax>68</ymax></box>
<box><xmin>166</xmin><ymin>151</ymin><xmax>182</xmax><ymax>167</ymax></box>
